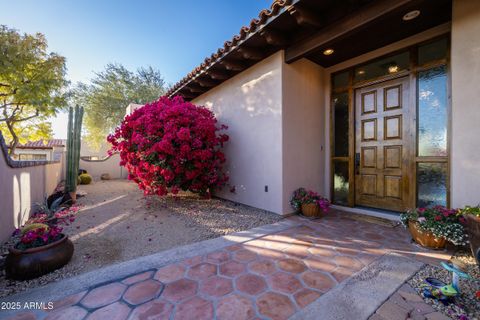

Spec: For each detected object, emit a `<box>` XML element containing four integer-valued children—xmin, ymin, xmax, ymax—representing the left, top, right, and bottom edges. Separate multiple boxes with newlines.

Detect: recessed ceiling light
<box><xmin>357</xmin><ymin>70</ymin><xmax>365</xmax><ymax>75</ymax></box>
<box><xmin>403</xmin><ymin>10</ymin><xmax>420</xmax><ymax>21</ymax></box>
<box><xmin>388</xmin><ymin>65</ymin><xmax>399</xmax><ymax>73</ymax></box>
<box><xmin>323</xmin><ymin>49</ymin><xmax>334</xmax><ymax>56</ymax></box>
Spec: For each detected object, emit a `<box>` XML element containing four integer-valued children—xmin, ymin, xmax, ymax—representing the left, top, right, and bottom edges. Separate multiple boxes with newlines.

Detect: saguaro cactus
<box><xmin>65</xmin><ymin>105</ymin><xmax>84</xmax><ymax>201</ymax></box>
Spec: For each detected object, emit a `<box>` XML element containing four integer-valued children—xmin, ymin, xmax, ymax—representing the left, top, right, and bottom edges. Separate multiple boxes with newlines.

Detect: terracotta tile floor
<box><xmin>4</xmin><ymin>211</ymin><xmax>452</xmax><ymax>320</ymax></box>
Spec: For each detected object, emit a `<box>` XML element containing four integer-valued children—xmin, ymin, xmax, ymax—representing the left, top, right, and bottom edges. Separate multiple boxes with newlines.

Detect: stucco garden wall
<box><xmin>193</xmin><ymin>52</ymin><xmax>284</xmax><ymax>214</ymax></box>
<box><xmin>282</xmin><ymin>58</ymin><xmax>326</xmax><ymax>213</ymax></box>
<box><xmin>79</xmin><ymin>141</ymin><xmax>127</xmax><ymax>179</ymax></box>
<box><xmin>0</xmin><ymin>134</ymin><xmax>64</xmax><ymax>242</ymax></box>
<box><xmin>451</xmin><ymin>0</ymin><xmax>480</xmax><ymax>208</ymax></box>
<box><xmin>79</xmin><ymin>154</ymin><xmax>127</xmax><ymax>180</ymax></box>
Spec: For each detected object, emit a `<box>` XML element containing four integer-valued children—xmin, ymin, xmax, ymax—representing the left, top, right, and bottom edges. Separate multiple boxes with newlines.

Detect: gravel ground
<box><xmin>0</xmin><ymin>179</ymin><xmax>282</xmax><ymax>298</ymax></box>
<box><xmin>408</xmin><ymin>251</ymin><xmax>480</xmax><ymax>320</ymax></box>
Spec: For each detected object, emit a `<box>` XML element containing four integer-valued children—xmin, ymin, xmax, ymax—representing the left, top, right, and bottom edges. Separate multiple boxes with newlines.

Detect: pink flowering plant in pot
<box><xmin>108</xmin><ymin>96</ymin><xmax>229</xmax><ymax>197</ymax></box>
<box><xmin>6</xmin><ymin>197</ymin><xmax>79</xmax><ymax>280</ymax></box>
<box><xmin>10</xmin><ymin>200</ymin><xmax>79</xmax><ymax>251</ymax></box>
<box><xmin>290</xmin><ymin>188</ymin><xmax>330</xmax><ymax>217</ymax></box>
<box><xmin>400</xmin><ymin>206</ymin><xmax>468</xmax><ymax>246</ymax></box>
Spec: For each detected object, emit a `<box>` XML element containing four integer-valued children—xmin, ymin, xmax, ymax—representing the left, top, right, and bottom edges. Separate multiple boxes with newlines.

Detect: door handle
<box><xmin>355</xmin><ymin>152</ymin><xmax>360</xmax><ymax>174</ymax></box>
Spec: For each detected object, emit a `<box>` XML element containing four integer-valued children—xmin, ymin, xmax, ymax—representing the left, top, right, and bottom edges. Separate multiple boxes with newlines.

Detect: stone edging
<box><xmin>290</xmin><ymin>253</ymin><xmax>424</xmax><ymax>320</ymax></box>
<box><xmin>0</xmin><ymin>131</ymin><xmax>60</xmax><ymax>168</ymax></box>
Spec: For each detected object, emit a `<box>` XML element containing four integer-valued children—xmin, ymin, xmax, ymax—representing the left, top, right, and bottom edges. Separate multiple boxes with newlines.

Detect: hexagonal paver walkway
<box><xmin>3</xmin><ymin>211</ymin><xmax>451</xmax><ymax>320</ymax></box>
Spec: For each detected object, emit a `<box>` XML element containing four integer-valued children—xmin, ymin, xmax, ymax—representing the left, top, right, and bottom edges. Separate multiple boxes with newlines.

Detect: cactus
<box><xmin>21</xmin><ymin>223</ymin><xmax>49</xmax><ymax>235</ymax></box>
<box><xmin>65</xmin><ymin>105</ymin><xmax>84</xmax><ymax>198</ymax></box>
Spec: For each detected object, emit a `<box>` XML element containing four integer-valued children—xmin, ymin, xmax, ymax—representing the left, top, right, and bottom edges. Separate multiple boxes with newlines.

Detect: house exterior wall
<box><xmin>451</xmin><ymin>0</ymin><xmax>480</xmax><ymax>208</ymax></box>
<box><xmin>13</xmin><ymin>148</ymin><xmax>53</xmax><ymax>161</ymax></box>
<box><xmin>193</xmin><ymin>52</ymin><xmax>284</xmax><ymax>214</ymax></box>
<box><xmin>189</xmin><ymin>14</ymin><xmax>479</xmax><ymax>214</ymax></box>
<box><xmin>282</xmin><ymin>57</ymin><xmax>326</xmax><ymax>213</ymax></box>
<box><xmin>0</xmin><ymin>150</ymin><xmax>64</xmax><ymax>242</ymax></box>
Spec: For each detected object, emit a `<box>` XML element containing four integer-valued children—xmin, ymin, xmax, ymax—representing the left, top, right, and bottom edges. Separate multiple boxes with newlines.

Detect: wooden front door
<box><xmin>354</xmin><ymin>77</ymin><xmax>413</xmax><ymax>212</ymax></box>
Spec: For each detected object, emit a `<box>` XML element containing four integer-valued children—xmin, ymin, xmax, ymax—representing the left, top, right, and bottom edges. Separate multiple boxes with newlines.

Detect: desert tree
<box><xmin>0</xmin><ymin>25</ymin><xmax>68</xmax><ymax>154</ymax></box>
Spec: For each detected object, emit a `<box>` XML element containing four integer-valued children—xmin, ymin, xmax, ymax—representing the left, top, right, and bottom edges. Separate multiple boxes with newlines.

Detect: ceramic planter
<box><xmin>464</xmin><ymin>215</ymin><xmax>480</xmax><ymax>267</ymax></box>
<box><xmin>408</xmin><ymin>221</ymin><xmax>446</xmax><ymax>249</ymax></box>
<box><xmin>5</xmin><ymin>234</ymin><xmax>74</xmax><ymax>280</ymax></box>
<box><xmin>301</xmin><ymin>203</ymin><xmax>322</xmax><ymax>217</ymax></box>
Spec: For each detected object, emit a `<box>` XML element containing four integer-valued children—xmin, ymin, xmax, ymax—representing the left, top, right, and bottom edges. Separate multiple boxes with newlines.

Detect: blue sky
<box><xmin>0</xmin><ymin>0</ymin><xmax>271</xmax><ymax>138</ymax></box>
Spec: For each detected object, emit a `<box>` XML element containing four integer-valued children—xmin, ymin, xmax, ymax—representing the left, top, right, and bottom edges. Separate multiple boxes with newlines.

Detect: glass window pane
<box><xmin>418</xmin><ymin>38</ymin><xmax>448</xmax><ymax>65</ymax></box>
<box><xmin>333</xmin><ymin>71</ymin><xmax>349</xmax><ymax>88</ymax></box>
<box><xmin>418</xmin><ymin>66</ymin><xmax>448</xmax><ymax>156</ymax></box>
<box><xmin>417</xmin><ymin>162</ymin><xmax>447</xmax><ymax>208</ymax></box>
<box><xmin>354</xmin><ymin>51</ymin><xmax>410</xmax><ymax>83</ymax></box>
<box><xmin>333</xmin><ymin>161</ymin><xmax>349</xmax><ymax>205</ymax></box>
<box><xmin>333</xmin><ymin>92</ymin><xmax>349</xmax><ymax>157</ymax></box>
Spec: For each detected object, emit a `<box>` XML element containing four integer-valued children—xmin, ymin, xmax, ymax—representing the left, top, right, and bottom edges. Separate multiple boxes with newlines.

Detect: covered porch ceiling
<box><xmin>167</xmin><ymin>0</ymin><xmax>452</xmax><ymax>101</ymax></box>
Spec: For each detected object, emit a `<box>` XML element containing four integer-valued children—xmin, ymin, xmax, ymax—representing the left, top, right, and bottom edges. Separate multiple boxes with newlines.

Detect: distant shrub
<box><xmin>108</xmin><ymin>96</ymin><xmax>229</xmax><ymax>197</ymax></box>
<box><xmin>79</xmin><ymin>173</ymin><xmax>92</xmax><ymax>185</ymax></box>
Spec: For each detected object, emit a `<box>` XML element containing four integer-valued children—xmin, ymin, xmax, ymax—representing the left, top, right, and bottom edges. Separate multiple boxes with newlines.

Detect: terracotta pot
<box><xmin>5</xmin><ymin>234</ymin><xmax>74</xmax><ymax>280</ymax></box>
<box><xmin>408</xmin><ymin>221</ymin><xmax>446</xmax><ymax>249</ymax></box>
<box><xmin>301</xmin><ymin>204</ymin><xmax>322</xmax><ymax>217</ymax></box>
<box><xmin>464</xmin><ymin>215</ymin><xmax>480</xmax><ymax>268</ymax></box>
<box><xmin>69</xmin><ymin>191</ymin><xmax>77</xmax><ymax>204</ymax></box>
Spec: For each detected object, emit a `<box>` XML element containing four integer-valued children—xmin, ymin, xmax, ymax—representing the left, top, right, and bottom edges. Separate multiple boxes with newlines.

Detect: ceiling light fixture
<box><xmin>323</xmin><ymin>48</ymin><xmax>334</xmax><ymax>56</ymax></box>
<box><xmin>403</xmin><ymin>10</ymin><xmax>420</xmax><ymax>21</ymax></box>
<box><xmin>388</xmin><ymin>65</ymin><xmax>399</xmax><ymax>73</ymax></box>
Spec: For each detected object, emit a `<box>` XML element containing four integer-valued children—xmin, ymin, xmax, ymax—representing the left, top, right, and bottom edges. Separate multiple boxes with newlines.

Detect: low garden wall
<box><xmin>79</xmin><ymin>153</ymin><xmax>127</xmax><ymax>180</ymax></box>
<box><xmin>0</xmin><ymin>133</ymin><xmax>64</xmax><ymax>242</ymax></box>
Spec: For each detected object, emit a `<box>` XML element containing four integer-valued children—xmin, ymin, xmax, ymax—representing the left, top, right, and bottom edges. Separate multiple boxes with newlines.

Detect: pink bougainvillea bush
<box><xmin>108</xmin><ymin>96</ymin><xmax>229</xmax><ymax>196</ymax></box>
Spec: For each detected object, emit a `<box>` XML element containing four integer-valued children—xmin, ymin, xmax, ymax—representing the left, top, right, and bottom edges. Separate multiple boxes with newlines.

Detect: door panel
<box><xmin>355</xmin><ymin>77</ymin><xmax>412</xmax><ymax>212</ymax></box>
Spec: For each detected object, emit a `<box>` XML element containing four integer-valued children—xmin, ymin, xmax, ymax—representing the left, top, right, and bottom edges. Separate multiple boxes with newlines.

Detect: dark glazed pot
<box><xmin>464</xmin><ymin>215</ymin><xmax>480</xmax><ymax>268</ymax></box>
<box><xmin>5</xmin><ymin>234</ymin><xmax>74</xmax><ymax>280</ymax></box>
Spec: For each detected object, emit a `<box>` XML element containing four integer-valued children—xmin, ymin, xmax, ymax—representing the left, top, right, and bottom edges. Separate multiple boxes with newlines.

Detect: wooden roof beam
<box><xmin>260</xmin><ymin>29</ymin><xmax>288</xmax><ymax>46</ymax></box>
<box><xmin>179</xmin><ymin>91</ymin><xmax>195</xmax><ymax>99</ymax></box>
<box><xmin>196</xmin><ymin>78</ymin><xmax>217</xmax><ymax>88</ymax></box>
<box><xmin>220</xmin><ymin>60</ymin><xmax>245</xmax><ymax>71</ymax></box>
<box><xmin>238</xmin><ymin>47</ymin><xmax>264</xmax><ymax>60</ymax></box>
<box><xmin>187</xmin><ymin>85</ymin><xmax>204</xmax><ymax>93</ymax></box>
<box><xmin>285</xmin><ymin>0</ymin><xmax>415</xmax><ymax>63</ymax></box>
<box><xmin>288</xmin><ymin>5</ymin><xmax>322</xmax><ymax>28</ymax></box>
<box><xmin>206</xmin><ymin>70</ymin><xmax>230</xmax><ymax>80</ymax></box>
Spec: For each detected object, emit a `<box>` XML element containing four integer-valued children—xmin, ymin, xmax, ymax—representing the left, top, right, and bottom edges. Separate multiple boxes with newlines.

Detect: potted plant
<box><xmin>458</xmin><ymin>206</ymin><xmax>480</xmax><ymax>267</ymax></box>
<box><xmin>400</xmin><ymin>206</ymin><xmax>467</xmax><ymax>249</ymax></box>
<box><xmin>290</xmin><ymin>188</ymin><xmax>330</xmax><ymax>217</ymax></box>
<box><xmin>5</xmin><ymin>198</ymin><xmax>79</xmax><ymax>280</ymax></box>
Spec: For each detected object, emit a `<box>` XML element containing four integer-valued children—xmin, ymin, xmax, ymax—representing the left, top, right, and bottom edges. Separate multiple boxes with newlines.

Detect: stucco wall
<box><xmin>451</xmin><ymin>0</ymin><xmax>480</xmax><ymax>208</ymax></box>
<box><xmin>193</xmin><ymin>52</ymin><xmax>284</xmax><ymax>214</ymax></box>
<box><xmin>79</xmin><ymin>154</ymin><xmax>127</xmax><ymax>180</ymax></box>
<box><xmin>79</xmin><ymin>141</ymin><xmax>127</xmax><ymax>179</ymax></box>
<box><xmin>282</xmin><ymin>58</ymin><xmax>326</xmax><ymax>213</ymax></box>
<box><xmin>0</xmin><ymin>148</ymin><xmax>64</xmax><ymax>242</ymax></box>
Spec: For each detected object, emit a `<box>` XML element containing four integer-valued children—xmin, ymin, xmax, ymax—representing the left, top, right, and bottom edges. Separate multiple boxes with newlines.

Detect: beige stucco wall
<box><xmin>80</xmin><ymin>141</ymin><xmax>127</xmax><ymax>179</ymax></box>
<box><xmin>13</xmin><ymin>148</ymin><xmax>53</xmax><ymax>161</ymax></box>
<box><xmin>193</xmin><ymin>52</ymin><xmax>284</xmax><ymax>214</ymax></box>
<box><xmin>282</xmin><ymin>58</ymin><xmax>326</xmax><ymax>213</ymax></box>
<box><xmin>0</xmin><ymin>155</ymin><xmax>64</xmax><ymax>242</ymax></box>
<box><xmin>451</xmin><ymin>0</ymin><xmax>480</xmax><ymax>208</ymax></box>
<box><xmin>79</xmin><ymin>154</ymin><xmax>127</xmax><ymax>180</ymax></box>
